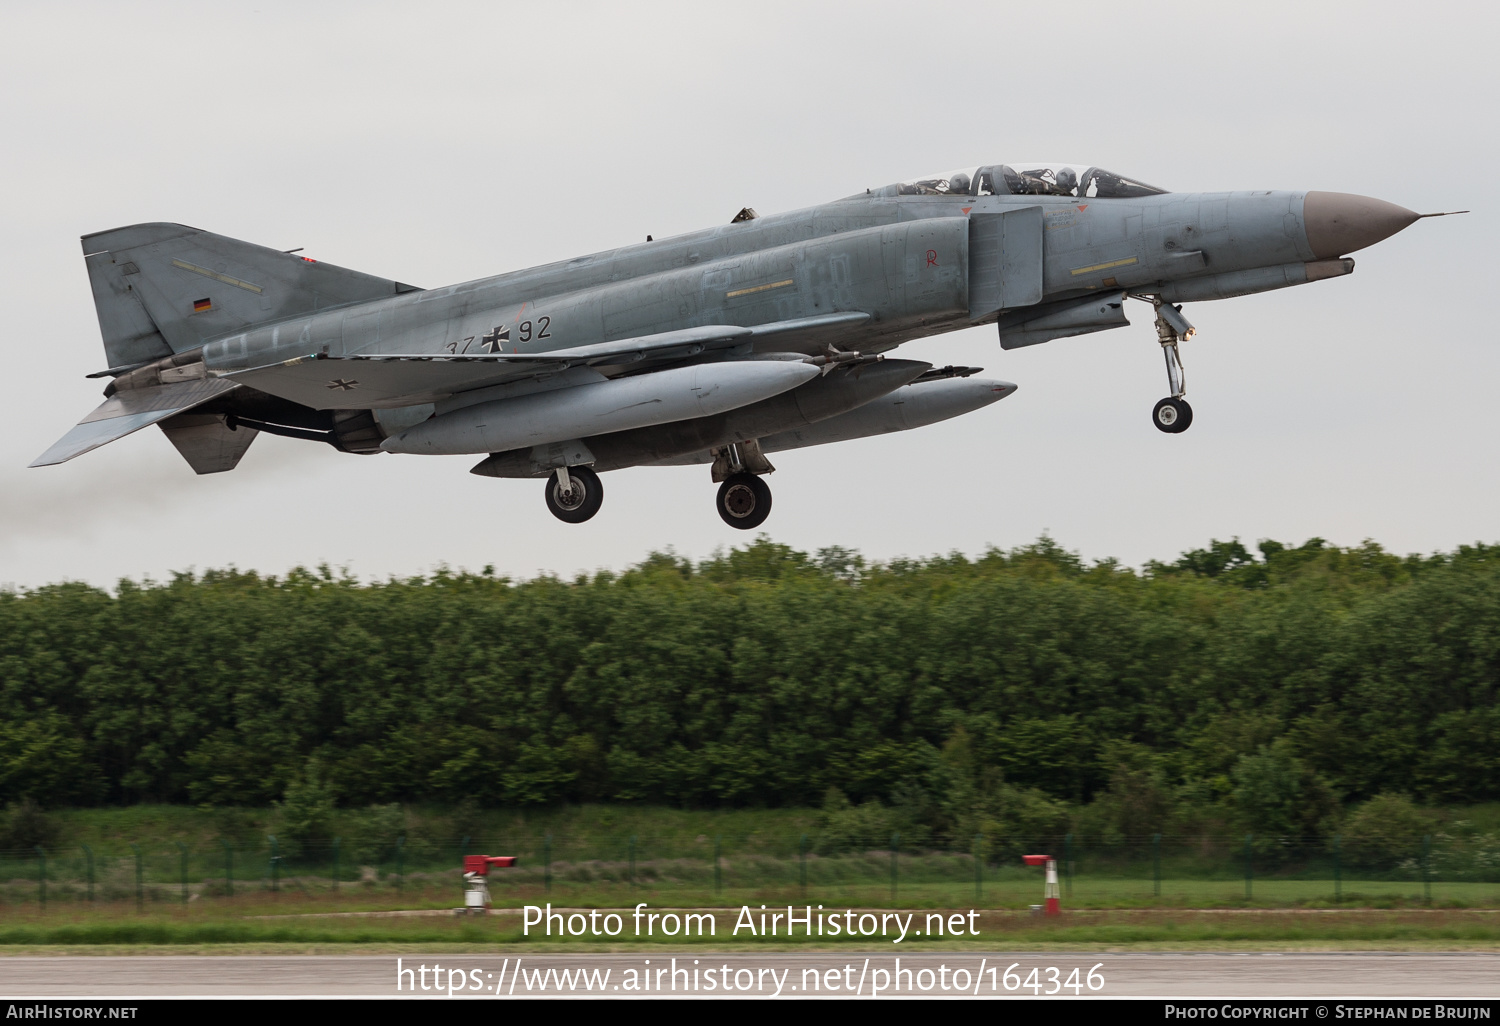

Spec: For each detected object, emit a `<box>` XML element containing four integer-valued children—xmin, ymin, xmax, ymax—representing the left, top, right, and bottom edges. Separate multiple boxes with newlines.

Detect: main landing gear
<box><xmin>1151</xmin><ymin>298</ymin><xmax>1196</xmax><ymax>434</ymax></box>
<box><xmin>544</xmin><ymin>465</ymin><xmax>603</xmax><ymax>523</ymax></box>
<box><xmin>717</xmin><ymin>473</ymin><xmax>772</xmax><ymax>529</ymax></box>
<box><xmin>711</xmin><ymin>440</ymin><xmax>775</xmax><ymax>530</ymax></box>
<box><xmin>538</xmin><ymin>440</ymin><xmax>778</xmax><ymax>529</ymax></box>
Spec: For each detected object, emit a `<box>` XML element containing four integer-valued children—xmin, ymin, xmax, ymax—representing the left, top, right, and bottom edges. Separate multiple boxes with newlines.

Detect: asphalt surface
<box><xmin>3</xmin><ymin>952</ymin><xmax>1499</xmax><ymax>998</ymax></box>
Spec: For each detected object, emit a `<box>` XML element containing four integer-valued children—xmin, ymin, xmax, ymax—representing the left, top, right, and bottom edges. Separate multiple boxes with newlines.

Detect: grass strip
<box><xmin>5</xmin><ymin>911</ymin><xmax>1500</xmax><ymax>948</ymax></box>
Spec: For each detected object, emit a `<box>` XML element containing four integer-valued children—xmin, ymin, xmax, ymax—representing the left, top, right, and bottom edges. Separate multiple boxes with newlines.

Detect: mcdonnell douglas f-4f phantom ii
<box><xmin>35</xmin><ymin>162</ymin><xmax>1455</xmax><ymax>528</ymax></box>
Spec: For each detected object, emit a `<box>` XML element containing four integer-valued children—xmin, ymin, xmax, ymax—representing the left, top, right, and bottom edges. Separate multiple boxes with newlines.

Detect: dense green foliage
<box><xmin>3</xmin><ymin>536</ymin><xmax>1499</xmax><ymax>845</ymax></box>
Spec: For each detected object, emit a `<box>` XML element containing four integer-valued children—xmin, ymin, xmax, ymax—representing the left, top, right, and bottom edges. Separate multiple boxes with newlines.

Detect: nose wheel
<box><xmin>1152</xmin><ymin>396</ymin><xmax>1193</xmax><ymax>433</ymax></box>
<box><xmin>1151</xmin><ymin>298</ymin><xmax>1196</xmax><ymax>434</ymax></box>
<box><xmin>544</xmin><ymin>465</ymin><xmax>603</xmax><ymax>523</ymax></box>
<box><xmin>717</xmin><ymin>472</ymin><xmax>772</xmax><ymax>530</ymax></box>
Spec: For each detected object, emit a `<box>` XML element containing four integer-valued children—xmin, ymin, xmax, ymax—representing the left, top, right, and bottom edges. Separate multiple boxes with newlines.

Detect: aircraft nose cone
<box><xmin>1304</xmin><ymin>191</ymin><xmax>1419</xmax><ymax>259</ymax></box>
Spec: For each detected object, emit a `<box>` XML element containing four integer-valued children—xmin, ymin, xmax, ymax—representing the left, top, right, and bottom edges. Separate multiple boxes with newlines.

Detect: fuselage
<box><xmin>199</xmin><ymin>187</ymin><xmax>1344</xmax><ymax>391</ymax></box>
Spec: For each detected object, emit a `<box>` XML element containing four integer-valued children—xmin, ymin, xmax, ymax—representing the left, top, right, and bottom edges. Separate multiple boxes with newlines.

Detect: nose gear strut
<box><xmin>1151</xmin><ymin>298</ymin><xmax>1195</xmax><ymax>434</ymax></box>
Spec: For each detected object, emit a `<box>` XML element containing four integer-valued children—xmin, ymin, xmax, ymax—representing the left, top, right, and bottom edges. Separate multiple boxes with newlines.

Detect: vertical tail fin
<box><xmin>81</xmin><ymin>222</ymin><xmax>420</xmax><ymax>370</ymax></box>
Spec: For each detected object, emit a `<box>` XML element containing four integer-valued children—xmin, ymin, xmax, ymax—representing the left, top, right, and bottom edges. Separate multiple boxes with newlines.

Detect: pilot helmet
<box><xmin>948</xmin><ymin>172</ymin><xmax>971</xmax><ymax>195</ymax></box>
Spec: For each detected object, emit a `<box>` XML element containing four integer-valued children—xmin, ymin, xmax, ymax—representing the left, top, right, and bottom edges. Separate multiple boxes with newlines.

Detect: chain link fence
<box><xmin>4</xmin><ymin>832</ymin><xmax>1496</xmax><ymax>909</ymax></box>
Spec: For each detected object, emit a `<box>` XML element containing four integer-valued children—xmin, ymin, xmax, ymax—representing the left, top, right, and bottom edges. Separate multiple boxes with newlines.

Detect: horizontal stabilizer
<box><xmin>29</xmin><ymin>378</ymin><xmax>238</xmax><ymax>467</ymax></box>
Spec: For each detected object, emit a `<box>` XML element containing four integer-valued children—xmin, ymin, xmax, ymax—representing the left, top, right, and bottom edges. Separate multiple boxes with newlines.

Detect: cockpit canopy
<box><xmin>898</xmin><ymin>164</ymin><xmax>1167</xmax><ymax>199</ymax></box>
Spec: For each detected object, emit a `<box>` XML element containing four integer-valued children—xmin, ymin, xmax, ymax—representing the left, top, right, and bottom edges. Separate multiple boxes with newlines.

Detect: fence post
<box><xmin>1243</xmin><ymin>835</ymin><xmax>1253</xmax><ymax>900</ymax></box>
<box><xmin>1064</xmin><ymin>834</ymin><xmax>1074</xmax><ymax>899</ymax></box>
<box><xmin>1422</xmin><ymin>834</ymin><xmax>1432</xmax><ymax>905</ymax></box>
<box><xmin>1152</xmin><ymin>833</ymin><xmax>1162</xmax><ymax>898</ymax></box>
<box><xmin>332</xmin><ymin>837</ymin><xmax>340</xmax><ymax>892</ymax></box>
<box><xmin>543</xmin><ymin>834</ymin><xmax>551</xmax><ymax>894</ymax></box>
<box><xmin>222</xmin><ymin>841</ymin><xmax>233</xmax><ymax>898</ymax></box>
<box><xmin>35</xmin><ymin>846</ymin><xmax>45</xmax><ymax>910</ymax></box>
<box><xmin>890</xmin><ymin>832</ymin><xmax>899</xmax><ymax>903</ymax></box>
<box><xmin>269</xmin><ymin>835</ymin><xmax>279</xmax><ymax>893</ymax></box>
<box><xmin>131</xmin><ymin>843</ymin><xmax>143</xmax><ymax>911</ymax></box>
<box><xmin>629</xmin><ymin>835</ymin><xmax>636</xmax><ymax>891</ymax></box>
<box><xmin>1333</xmin><ymin>834</ymin><xmax>1341</xmax><ymax>905</ymax></box>
<box><xmin>799</xmin><ymin>834</ymin><xmax>807</xmax><ymax>899</ymax></box>
<box><xmin>974</xmin><ymin>834</ymin><xmax>983</xmax><ymax>904</ymax></box>
<box><xmin>396</xmin><ymin>836</ymin><xmax>405</xmax><ymax>894</ymax></box>
<box><xmin>455</xmin><ymin>834</ymin><xmax>469</xmax><ymax>906</ymax></box>
<box><xmin>82</xmin><ymin>844</ymin><xmax>93</xmax><ymax>903</ymax></box>
<box><xmin>714</xmin><ymin>835</ymin><xmax>723</xmax><ymax>896</ymax></box>
<box><xmin>176</xmin><ymin>842</ymin><xmax>188</xmax><ymax>905</ymax></box>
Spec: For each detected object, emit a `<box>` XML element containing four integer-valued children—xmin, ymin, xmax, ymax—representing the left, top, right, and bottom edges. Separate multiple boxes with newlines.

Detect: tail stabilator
<box><xmin>35</xmin><ymin>223</ymin><xmax>419</xmax><ymax>472</ymax></box>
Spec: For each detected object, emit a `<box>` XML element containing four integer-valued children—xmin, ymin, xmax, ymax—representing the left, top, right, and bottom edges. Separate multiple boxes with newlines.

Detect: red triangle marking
<box><xmin>1077</xmin><ymin>204</ymin><xmax>1088</xmax><ymax>212</ymax></box>
<box><xmin>961</xmin><ymin>206</ymin><xmax>972</xmax><ymax>214</ymax></box>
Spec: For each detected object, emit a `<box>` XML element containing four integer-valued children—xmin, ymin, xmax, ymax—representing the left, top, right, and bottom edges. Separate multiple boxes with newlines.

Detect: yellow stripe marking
<box><xmin>1070</xmin><ymin>256</ymin><xmax>1138</xmax><ymax>277</ymax></box>
<box><xmin>727</xmin><ymin>278</ymin><xmax>794</xmax><ymax>298</ymax></box>
<box><xmin>172</xmin><ymin>259</ymin><xmax>264</xmax><ymax>294</ymax></box>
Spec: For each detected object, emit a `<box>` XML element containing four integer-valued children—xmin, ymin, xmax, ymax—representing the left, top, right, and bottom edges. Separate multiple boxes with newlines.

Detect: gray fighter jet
<box><xmin>33</xmin><ymin>162</ymin><xmax>1452</xmax><ymax>528</ymax></box>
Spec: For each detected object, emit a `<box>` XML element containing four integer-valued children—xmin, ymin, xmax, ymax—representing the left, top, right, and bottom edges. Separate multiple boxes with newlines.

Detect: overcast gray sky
<box><xmin>1</xmin><ymin>0</ymin><xmax>1494</xmax><ymax>589</ymax></box>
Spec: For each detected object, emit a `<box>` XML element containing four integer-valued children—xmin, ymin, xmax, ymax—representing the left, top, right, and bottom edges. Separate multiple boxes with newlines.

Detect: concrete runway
<box><xmin>2</xmin><ymin>952</ymin><xmax>1499</xmax><ymax>998</ymax></box>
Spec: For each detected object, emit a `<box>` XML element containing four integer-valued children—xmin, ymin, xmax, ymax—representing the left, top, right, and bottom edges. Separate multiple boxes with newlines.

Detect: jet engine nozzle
<box><xmin>1303</xmin><ymin>191</ymin><xmax>1420</xmax><ymax>259</ymax></box>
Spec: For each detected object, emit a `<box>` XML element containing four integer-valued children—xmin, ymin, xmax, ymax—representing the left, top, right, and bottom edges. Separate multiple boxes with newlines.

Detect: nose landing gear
<box><xmin>1152</xmin><ymin>299</ymin><xmax>1195</xmax><ymax>434</ymax></box>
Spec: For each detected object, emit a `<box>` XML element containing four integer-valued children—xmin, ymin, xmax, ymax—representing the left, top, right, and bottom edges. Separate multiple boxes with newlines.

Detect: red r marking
<box><xmin>925</xmin><ymin>249</ymin><xmax>938</xmax><ymax>267</ymax></box>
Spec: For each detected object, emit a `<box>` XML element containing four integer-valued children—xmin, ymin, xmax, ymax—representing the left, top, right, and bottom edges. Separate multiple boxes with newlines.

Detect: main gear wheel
<box><xmin>544</xmin><ymin>466</ymin><xmax>604</xmax><ymax>523</ymax></box>
<box><xmin>716</xmin><ymin>472</ymin><xmax>772</xmax><ymax>529</ymax></box>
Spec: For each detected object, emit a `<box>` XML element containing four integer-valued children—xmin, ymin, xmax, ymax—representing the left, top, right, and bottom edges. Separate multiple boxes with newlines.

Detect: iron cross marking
<box><xmin>481</xmin><ymin>325</ymin><xmax>511</xmax><ymax>353</ymax></box>
<box><xmin>326</xmin><ymin>378</ymin><xmax>359</xmax><ymax>391</ymax></box>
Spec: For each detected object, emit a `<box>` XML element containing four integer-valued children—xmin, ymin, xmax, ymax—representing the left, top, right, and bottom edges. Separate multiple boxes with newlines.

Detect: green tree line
<box><xmin>2</xmin><ymin>536</ymin><xmax>1499</xmax><ymax>847</ymax></box>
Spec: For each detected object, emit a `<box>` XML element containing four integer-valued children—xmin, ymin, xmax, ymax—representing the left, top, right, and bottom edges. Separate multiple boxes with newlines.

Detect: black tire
<box><xmin>1152</xmin><ymin>397</ymin><xmax>1193</xmax><ymax>434</ymax></box>
<box><xmin>716</xmin><ymin>473</ymin><xmax>772</xmax><ymax>530</ymax></box>
<box><xmin>544</xmin><ymin>466</ymin><xmax>604</xmax><ymax>523</ymax></box>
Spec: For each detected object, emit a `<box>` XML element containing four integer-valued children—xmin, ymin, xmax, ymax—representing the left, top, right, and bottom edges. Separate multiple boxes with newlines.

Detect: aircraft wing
<box><xmin>220</xmin><ymin>313</ymin><xmax>870</xmax><ymax>410</ymax></box>
<box><xmin>30</xmin><ymin>377</ymin><xmax>238</xmax><ymax>466</ymax></box>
